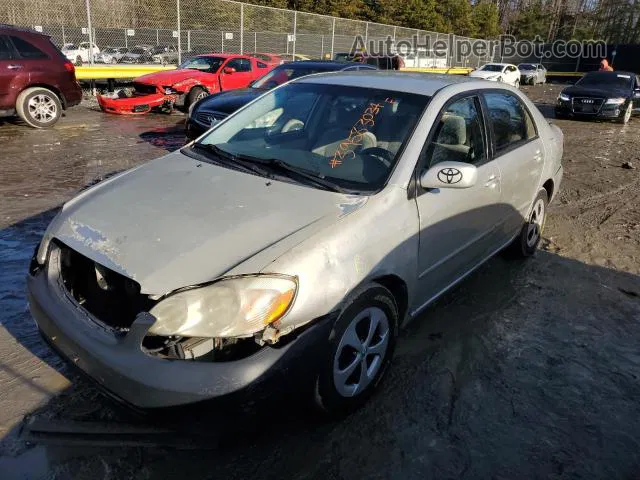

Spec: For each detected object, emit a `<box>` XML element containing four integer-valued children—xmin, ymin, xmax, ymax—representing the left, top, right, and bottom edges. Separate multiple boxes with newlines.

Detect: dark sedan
<box><xmin>185</xmin><ymin>60</ymin><xmax>376</xmax><ymax>139</ymax></box>
<box><xmin>555</xmin><ymin>71</ymin><xmax>640</xmax><ymax>124</ymax></box>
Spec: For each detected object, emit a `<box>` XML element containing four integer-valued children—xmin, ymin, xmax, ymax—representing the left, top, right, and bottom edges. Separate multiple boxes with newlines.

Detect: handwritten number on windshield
<box><xmin>329</xmin><ymin>102</ymin><xmax>386</xmax><ymax>169</ymax></box>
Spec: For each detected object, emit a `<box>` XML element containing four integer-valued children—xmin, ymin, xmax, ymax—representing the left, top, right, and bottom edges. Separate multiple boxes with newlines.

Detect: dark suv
<box><xmin>0</xmin><ymin>25</ymin><xmax>82</xmax><ymax>128</ymax></box>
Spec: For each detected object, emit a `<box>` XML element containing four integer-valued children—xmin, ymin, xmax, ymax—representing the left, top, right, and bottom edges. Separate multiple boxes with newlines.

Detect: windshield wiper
<box><xmin>251</xmin><ymin>158</ymin><xmax>345</xmax><ymax>193</ymax></box>
<box><xmin>190</xmin><ymin>143</ymin><xmax>270</xmax><ymax>176</ymax></box>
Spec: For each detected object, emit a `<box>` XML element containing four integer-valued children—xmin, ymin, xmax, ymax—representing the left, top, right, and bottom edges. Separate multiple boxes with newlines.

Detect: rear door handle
<box><xmin>7</xmin><ymin>64</ymin><xmax>23</xmax><ymax>70</ymax></box>
<box><xmin>534</xmin><ymin>149</ymin><xmax>542</xmax><ymax>162</ymax></box>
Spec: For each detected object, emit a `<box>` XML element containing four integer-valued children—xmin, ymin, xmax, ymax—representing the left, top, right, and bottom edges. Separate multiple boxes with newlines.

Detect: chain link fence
<box><xmin>1</xmin><ymin>0</ymin><xmax>497</xmax><ymax>68</ymax></box>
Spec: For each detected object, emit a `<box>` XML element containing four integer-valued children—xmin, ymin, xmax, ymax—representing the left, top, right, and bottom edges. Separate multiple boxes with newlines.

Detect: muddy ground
<box><xmin>0</xmin><ymin>84</ymin><xmax>639</xmax><ymax>479</ymax></box>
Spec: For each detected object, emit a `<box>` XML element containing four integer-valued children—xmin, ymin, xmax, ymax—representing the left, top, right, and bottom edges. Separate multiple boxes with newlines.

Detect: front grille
<box><xmin>571</xmin><ymin>97</ymin><xmax>604</xmax><ymax>114</ymax></box>
<box><xmin>194</xmin><ymin>111</ymin><xmax>227</xmax><ymax>126</ymax></box>
<box><xmin>133</xmin><ymin>82</ymin><xmax>158</xmax><ymax>95</ymax></box>
<box><xmin>56</xmin><ymin>241</ymin><xmax>155</xmax><ymax>332</ymax></box>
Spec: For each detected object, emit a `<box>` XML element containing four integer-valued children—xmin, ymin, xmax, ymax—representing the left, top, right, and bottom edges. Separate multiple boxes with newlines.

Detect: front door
<box><xmin>219</xmin><ymin>57</ymin><xmax>255</xmax><ymax>90</ymax></box>
<box><xmin>413</xmin><ymin>94</ymin><xmax>503</xmax><ymax>308</ymax></box>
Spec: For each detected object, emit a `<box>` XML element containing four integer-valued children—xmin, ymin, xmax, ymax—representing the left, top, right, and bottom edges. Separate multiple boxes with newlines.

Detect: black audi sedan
<box><xmin>555</xmin><ymin>71</ymin><xmax>640</xmax><ymax>124</ymax></box>
<box><xmin>185</xmin><ymin>60</ymin><xmax>376</xmax><ymax>139</ymax></box>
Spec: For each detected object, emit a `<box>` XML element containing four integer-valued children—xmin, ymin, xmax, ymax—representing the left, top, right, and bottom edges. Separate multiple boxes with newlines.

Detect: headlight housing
<box><xmin>148</xmin><ymin>275</ymin><xmax>297</xmax><ymax>338</ymax></box>
<box><xmin>164</xmin><ymin>87</ymin><xmax>177</xmax><ymax>95</ymax></box>
<box><xmin>605</xmin><ymin>97</ymin><xmax>625</xmax><ymax>105</ymax></box>
<box><xmin>558</xmin><ymin>93</ymin><xmax>571</xmax><ymax>102</ymax></box>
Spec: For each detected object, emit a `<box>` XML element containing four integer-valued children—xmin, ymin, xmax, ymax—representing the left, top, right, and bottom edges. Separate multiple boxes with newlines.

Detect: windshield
<box><xmin>179</xmin><ymin>56</ymin><xmax>224</xmax><ymax>73</ymax></box>
<box><xmin>103</xmin><ymin>47</ymin><xmax>118</xmax><ymax>54</ymax></box>
<box><xmin>576</xmin><ymin>72</ymin><xmax>633</xmax><ymax>89</ymax></box>
<box><xmin>334</xmin><ymin>53</ymin><xmax>353</xmax><ymax>62</ymax></box>
<box><xmin>481</xmin><ymin>64</ymin><xmax>504</xmax><ymax>72</ymax></box>
<box><xmin>194</xmin><ymin>83</ymin><xmax>429</xmax><ymax>192</ymax></box>
<box><xmin>252</xmin><ymin>66</ymin><xmax>335</xmax><ymax>89</ymax></box>
<box><xmin>62</xmin><ymin>43</ymin><xmax>76</xmax><ymax>50</ymax></box>
<box><xmin>129</xmin><ymin>47</ymin><xmax>149</xmax><ymax>54</ymax></box>
<box><xmin>519</xmin><ymin>63</ymin><xmax>536</xmax><ymax>70</ymax></box>
<box><xmin>151</xmin><ymin>46</ymin><xmax>169</xmax><ymax>54</ymax></box>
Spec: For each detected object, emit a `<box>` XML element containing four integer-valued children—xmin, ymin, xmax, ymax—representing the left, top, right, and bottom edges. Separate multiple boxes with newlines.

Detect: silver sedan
<box><xmin>519</xmin><ymin>63</ymin><xmax>547</xmax><ymax>85</ymax></box>
<box><xmin>28</xmin><ymin>72</ymin><xmax>564</xmax><ymax>415</ymax></box>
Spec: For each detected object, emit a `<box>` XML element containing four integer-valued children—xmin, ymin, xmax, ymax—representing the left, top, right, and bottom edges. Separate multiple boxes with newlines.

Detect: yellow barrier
<box><xmin>75</xmin><ymin>65</ymin><xmax>176</xmax><ymax>80</ymax></box>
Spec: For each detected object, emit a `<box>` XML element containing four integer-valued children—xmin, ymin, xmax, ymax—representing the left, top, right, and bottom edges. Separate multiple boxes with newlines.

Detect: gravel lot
<box><xmin>1</xmin><ymin>84</ymin><xmax>639</xmax><ymax>479</ymax></box>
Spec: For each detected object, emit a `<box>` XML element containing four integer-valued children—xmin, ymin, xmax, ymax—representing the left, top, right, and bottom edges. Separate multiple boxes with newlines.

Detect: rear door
<box><xmin>482</xmin><ymin>90</ymin><xmax>543</xmax><ymax>238</ymax></box>
<box><xmin>0</xmin><ymin>36</ymin><xmax>18</xmax><ymax>106</ymax></box>
<box><xmin>219</xmin><ymin>57</ymin><xmax>255</xmax><ymax>90</ymax></box>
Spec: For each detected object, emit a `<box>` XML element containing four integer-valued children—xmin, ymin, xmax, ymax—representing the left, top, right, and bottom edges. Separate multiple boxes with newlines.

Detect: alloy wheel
<box><xmin>333</xmin><ymin>307</ymin><xmax>390</xmax><ymax>398</ymax></box>
<box><xmin>526</xmin><ymin>198</ymin><xmax>545</xmax><ymax>248</ymax></box>
<box><xmin>27</xmin><ymin>94</ymin><xmax>58</xmax><ymax>123</ymax></box>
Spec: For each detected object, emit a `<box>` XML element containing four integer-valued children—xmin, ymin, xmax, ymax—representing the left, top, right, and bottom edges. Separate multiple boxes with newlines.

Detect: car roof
<box><xmin>0</xmin><ymin>24</ymin><xmax>47</xmax><ymax>36</ymax></box>
<box><xmin>197</xmin><ymin>53</ymin><xmax>251</xmax><ymax>59</ymax></box>
<box><xmin>294</xmin><ymin>71</ymin><xmax>477</xmax><ymax>96</ymax></box>
<box><xmin>483</xmin><ymin>62</ymin><xmax>514</xmax><ymax>67</ymax></box>
<box><xmin>282</xmin><ymin>60</ymin><xmax>367</xmax><ymax>69</ymax></box>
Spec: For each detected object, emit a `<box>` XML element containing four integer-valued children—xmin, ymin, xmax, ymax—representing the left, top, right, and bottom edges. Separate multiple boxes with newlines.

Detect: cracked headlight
<box><xmin>148</xmin><ymin>275</ymin><xmax>297</xmax><ymax>338</ymax></box>
<box><xmin>605</xmin><ymin>97</ymin><xmax>625</xmax><ymax>105</ymax></box>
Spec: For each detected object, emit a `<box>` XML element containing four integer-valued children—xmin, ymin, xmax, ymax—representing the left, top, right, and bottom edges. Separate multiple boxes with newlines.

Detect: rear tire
<box><xmin>314</xmin><ymin>283</ymin><xmax>398</xmax><ymax>417</ymax></box>
<box><xmin>15</xmin><ymin>87</ymin><xmax>62</xmax><ymax>128</ymax></box>
<box><xmin>185</xmin><ymin>86</ymin><xmax>208</xmax><ymax>110</ymax></box>
<box><xmin>508</xmin><ymin>190</ymin><xmax>548</xmax><ymax>257</ymax></box>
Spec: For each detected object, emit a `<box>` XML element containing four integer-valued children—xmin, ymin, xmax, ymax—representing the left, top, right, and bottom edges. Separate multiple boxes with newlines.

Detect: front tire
<box><xmin>15</xmin><ymin>87</ymin><xmax>62</xmax><ymax>128</ymax></box>
<box><xmin>618</xmin><ymin>103</ymin><xmax>632</xmax><ymax>124</ymax></box>
<box><xmin>315</xmin><ymin>283</ymin><xmax>398</xmax><ymax>417</ymax></box>
<box><xmin>509</xmin><ymin>190</ymin><xmax>548</xmax><ymax>257</ymax></box>
<box><xmin>185</xmin><ymin>86</ymin><xmax>208</xmax><ymax>110</ymax></box>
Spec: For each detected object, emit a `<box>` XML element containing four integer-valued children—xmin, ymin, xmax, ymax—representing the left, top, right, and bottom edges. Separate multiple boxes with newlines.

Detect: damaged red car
<box><xmin>97</xmin><ymin>54</ymin><xmax>273</xmax><ymax>114</ymax></box>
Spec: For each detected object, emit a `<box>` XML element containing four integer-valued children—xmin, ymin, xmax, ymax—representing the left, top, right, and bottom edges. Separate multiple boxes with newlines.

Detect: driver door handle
<box><xmin>484</xmin><ymin>174</ymin><xmax>499</xmax><ymax>188</ymax></box>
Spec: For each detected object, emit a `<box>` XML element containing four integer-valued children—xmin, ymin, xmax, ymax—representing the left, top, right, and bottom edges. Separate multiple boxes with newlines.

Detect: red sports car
<box><xmin>97</xmin><ymin>54</ymin><xmax>273</xmax><ymax>115</ymax></box>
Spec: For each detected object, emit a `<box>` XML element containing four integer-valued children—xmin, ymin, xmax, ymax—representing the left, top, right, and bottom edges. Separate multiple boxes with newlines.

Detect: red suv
<box><xmin>0</xmin><ymin>25</ymin><xmax>82</xmax><ymax>128</ymax></box>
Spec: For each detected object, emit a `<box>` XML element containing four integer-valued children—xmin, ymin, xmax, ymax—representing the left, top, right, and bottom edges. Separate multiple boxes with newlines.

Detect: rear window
<box><xmin>11</xmin><ymin>35</ymin><xmax>48</xmax><ymax>59</ymax></box>
<box><xmin>0</xmin><ymin>36</ymin><xmax>13</xmax><ymax>60</ymax></box>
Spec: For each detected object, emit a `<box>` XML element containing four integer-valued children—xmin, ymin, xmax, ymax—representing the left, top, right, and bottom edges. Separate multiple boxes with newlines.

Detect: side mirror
<box><xmin>419</xmin><ymin>161</ymin><xmax>478</xmax><ymax>190</ymax></box>
<box><xmin>223</xmin><ymin>67</ymin><xmax>236</xmax><ymax>74</ymax></box>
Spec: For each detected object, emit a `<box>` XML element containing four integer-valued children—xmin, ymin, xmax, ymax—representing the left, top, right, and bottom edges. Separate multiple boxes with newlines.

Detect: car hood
<box><xmin>562</xmin><ymin>84</ymin><xmax>630</xmax><ymax>98</ymax></box>
<box><xmin>469</xmin><ymin>70</ymin><xmax>503</xmax><ymax>78</ymax></box>
<box><xmin>136</xmin><ymin>69</ymin><xmax>206</xmax><ymax>85</ymax></box>
<box><xmin>47</xmin><ymin>151</ymin><xmax>358</xmax><ymax>295</ymax></box>
<box><xmin>196</xmin><ymin>88</ymin><xmax>264</xmax><ymax>115</ymax></box>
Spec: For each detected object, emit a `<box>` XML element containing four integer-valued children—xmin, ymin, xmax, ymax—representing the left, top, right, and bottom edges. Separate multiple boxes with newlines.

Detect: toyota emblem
<box><xmin>437</xmin><ymin>167</ymin><xmax>463</xmax><ymax>184</ymax></box>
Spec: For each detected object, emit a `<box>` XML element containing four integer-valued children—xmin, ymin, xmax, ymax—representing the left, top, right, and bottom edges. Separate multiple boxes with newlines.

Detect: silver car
<box><xmin>28</xmin><ymin>72</ymin><xmax>564</xmax><ymax>415</ymax></box>
<box><xmin>519</xmin><ymin>63</ymin><xmax>547</xmax><ymax>85</ymax></box>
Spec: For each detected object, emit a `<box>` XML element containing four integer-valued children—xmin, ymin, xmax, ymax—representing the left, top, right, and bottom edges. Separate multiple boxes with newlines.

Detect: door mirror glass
<box><xmin>420</xmin><ymin>161</ymin><xmax>478</xmax><ymax>189</ymax></box>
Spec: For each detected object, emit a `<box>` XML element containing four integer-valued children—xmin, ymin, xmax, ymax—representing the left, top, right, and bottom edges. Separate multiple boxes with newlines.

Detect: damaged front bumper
<box><xmin>27</xmin><ymin>256</ymin><xmax>335</xmax><ymax>409</ymax></box>
<box><xmin>97</xmin><ymin>91</ymin><xmax>177</xmax><ymax>115</ymax></box>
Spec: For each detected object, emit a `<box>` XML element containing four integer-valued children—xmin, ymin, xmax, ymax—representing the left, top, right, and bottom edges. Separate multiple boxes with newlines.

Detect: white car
<box><xmin>62</xmin><ymin>42</ymin><xmax>100</xmax><ymax>65</ymax></box>
<box><xmin>469</xmin><ymin>63</ymin><xmax>521</xmax><ymax>87</ymax></box>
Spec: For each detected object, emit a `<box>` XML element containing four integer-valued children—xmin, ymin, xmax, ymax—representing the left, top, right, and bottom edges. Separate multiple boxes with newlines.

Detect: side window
<box><xmin>10</xmin><ymin>36</ymin><xmax>48</xmax><ymax>59</ymax></box>
<box><xmin>257</xmin><ymin>61</ymin><xmax>268</xmax><ymax>69</ymax></box>
<box><xmin>227</xmin><ymin>58</ymin><xmax>251</xmax><ymax>72</ymax></box>
<box><xmin>484</xmin><ymin>93</ymin><xmax>536</xmax><ymax>153</ymax></box>
<box><xmin>0</xmin><ymin>36</ymin><xmax>14</xmax><ymax>60</ymax></box>
<box><xmin>426</xmin><ymin>96</ymin><xmax>486</xmax><ymax>168</ymax></box>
